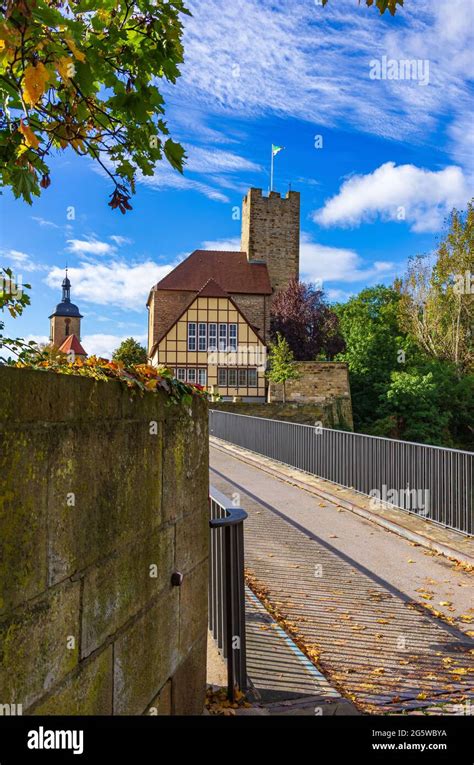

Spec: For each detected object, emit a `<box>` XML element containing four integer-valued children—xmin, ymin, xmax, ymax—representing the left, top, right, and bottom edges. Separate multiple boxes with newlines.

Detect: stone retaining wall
<box><xmin>0</xmin><ymin>366</ymin><xmax>209</xmax><ymax>715</ymax></box>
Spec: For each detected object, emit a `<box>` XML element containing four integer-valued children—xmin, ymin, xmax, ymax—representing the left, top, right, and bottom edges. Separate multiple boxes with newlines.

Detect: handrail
<box><xmin>209</xmin><ymin>408</ymin><xmax>474</xmax><ymax>456</ymax></box>
<box><xmin>209</xmin><ymin>507</ymin><xmax>248</xmax><ymax>528</ymax></box>
<box><xmin>209</xmin><ymin>486</ymin><xmax>248</xmax><ymax>700</ymax></box>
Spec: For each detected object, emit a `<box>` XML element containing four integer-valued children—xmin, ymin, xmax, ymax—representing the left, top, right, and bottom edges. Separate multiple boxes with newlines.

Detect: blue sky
<box><xmin>1</xmin><ymin>0</ymin><xmax>473</xmax><ymax>357</ymax></box>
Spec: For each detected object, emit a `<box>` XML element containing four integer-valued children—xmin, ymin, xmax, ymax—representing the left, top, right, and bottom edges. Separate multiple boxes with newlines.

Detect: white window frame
<box><xmin>238</xmin><ymin>368</ymin><xmax>247</xmax><ymax>387</ymax></box>
<box><xmin>187</xmin><ymin>368</ymin><xmax>196</xmax><ymax>383</ymax></box>
<box><xmin>187</xmin><ymin>322</ymin><xmax>196</xmax><ymax>351</ymax></box>
<box><xmin>177</xmin><ymin>368</ymin><xmax>186</xmax><ymax>382</ymax></box>
<box><xmin>208</xmin><ymin>323</ymin><xmax>217</xmax><ymax>351</ymax></box>
<box><xmin>229</xmin><ymin>323</ymin><xmax>238</xmax><ymax>351</ymax></box>
<box><xmin>198</xmin><ymin>323</ymin><xmax>207</xmax><ymax>351</ymax></box>
<box><xmin>217</xmin><ymin>368</ymin><xmax>227</xmax><ymax>387</ymax></box>
<box><xmin>228</xmin><ymin>368</ymin><xmax>237</xmax><ymax>388</ymax></box>
<box><xmin>219</xmin><ymin>323</ymin><xmax>227</xmax><ymax>351</ymax></box>
<box><xmin>198</xmin><ymin>368</ymin><xmax>207</xmax><ymax>386</ymax></box>
<box><xmin>248</xmin><ymin>368</ymin><xmax>258</xmax><ymax>387</ymax></box>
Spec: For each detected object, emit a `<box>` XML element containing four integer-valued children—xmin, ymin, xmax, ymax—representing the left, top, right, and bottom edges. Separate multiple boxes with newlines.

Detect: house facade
<box><xmin>147</xmin><ymin>188</ymin><xmax>300</xmax><ymax>401</ymax></box>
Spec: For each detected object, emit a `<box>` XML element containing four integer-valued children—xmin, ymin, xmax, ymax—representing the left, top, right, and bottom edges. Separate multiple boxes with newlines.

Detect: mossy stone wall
<box><xmin>212</xmin><ymin>398</ymin><xmax>353</xmax><ymax>431</ymax></box>
<box><xmin>0</xmin><ymin>367</ymin><xmax>209</xmax><ymax>715</ymax></box>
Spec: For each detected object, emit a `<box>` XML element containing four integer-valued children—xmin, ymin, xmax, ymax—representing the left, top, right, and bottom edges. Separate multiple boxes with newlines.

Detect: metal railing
<box><xmin>209</xmin><ymin>486</ymin><xmax>248</xmax><ymax>699</ymax></box>
<box><xmin>209</xmin><ymin>410</ymin><xmax>474</xmax><ymax>536</ymax></box>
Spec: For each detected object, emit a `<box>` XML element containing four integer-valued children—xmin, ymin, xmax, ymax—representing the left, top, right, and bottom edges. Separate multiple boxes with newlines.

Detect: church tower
<box><xmin>241</xmin><ymin>188</ymin><xmax>300</xmax><ymax>298</ymax></box>
<box><xmin>49</xmin><ymin>270</ymin><xmax>83</xmax><ymax>349</ymax></box>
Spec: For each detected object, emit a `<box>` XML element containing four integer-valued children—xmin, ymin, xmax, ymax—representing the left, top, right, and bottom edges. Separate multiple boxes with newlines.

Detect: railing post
<box><xmin>209</xmin><ymin>487</ymin><xmax>248</xmax><ymax>700</ymax></box>
<box><xmin>224</xmin><ymin>524</ymin><xmax>234</xmax><ymax>702</ymax></box>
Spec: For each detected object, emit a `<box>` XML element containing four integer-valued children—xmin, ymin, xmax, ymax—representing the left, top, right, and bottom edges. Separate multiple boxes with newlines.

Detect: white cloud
<box><xmin>32</xmin><ymin>216</ymin><xmax>60</xmax><ymax>229</ymax></box>
<box><xmin>136</xmin><ymin>162</ymin><xmax>230</xmax><ymax>202</ymax></box>
<box><xmin>325</xmin><ymin>288</ymin><xmax>354</xmax><ymax>303</ymax></box>
<box><xmin>2</xmin><ymin>249</ymin><xmax>45</xmax><ymax>272</ymax></box>
<box><xmin>110</xmin><ymin>235</ymin><xmax>133</xmax><ymax>246</ymax></box>
<box><xmin>66</xmin><ymin>239</ymin><xmax>117</xmax><ymax>256</ymax></box>
<box><xmin>81</xmin><ymin>333</ymin><xmax>147</xmax><ymax>359</ymax></box>
<box><xmin>45</xmin><ymin>260</ymin><xmax>174</xmax><ymax>312</ymax></box>
<box><xmin>201</xmin><ymin>236</ymin><xmax>241</xmax><ymax>251</ymax></box>
<box><xmin>169</xmin><ymin>0</ymin><xmax>473</xmax><ymax>171</ymax></box>
<box><xmin>313</xmin><ymin>162</ymin><xmax>470</xmax><ymax>232</ymax></box>
<box><xmin>300</xmin><ymin>234</ymin><xmax>396</xmax><ymax>285</ymax></box>
<box><xmin>25</xmin><ymin>334</ymin><xmax>49</xmax><ymax>347</ymax></box>
<box><xmin>184</xmin><ymin>146</ymin><xmax>261</xmax><ymax>175</ymax></box>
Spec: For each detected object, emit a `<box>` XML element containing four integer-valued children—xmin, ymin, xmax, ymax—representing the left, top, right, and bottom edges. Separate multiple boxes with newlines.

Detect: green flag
<box><xmin>272</xmin><ymin>144</ymin><xmax>284</xmax><ymax>156</ymax></box>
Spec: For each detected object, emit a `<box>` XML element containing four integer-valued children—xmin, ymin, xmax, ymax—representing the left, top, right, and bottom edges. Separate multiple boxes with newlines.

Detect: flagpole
<box><xmin>270</xmin><ymin>146</ymin><xmax>274</xmax><ymax>192</ymax></box>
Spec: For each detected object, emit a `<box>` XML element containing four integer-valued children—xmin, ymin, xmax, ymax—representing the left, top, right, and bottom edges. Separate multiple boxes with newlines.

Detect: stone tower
<box><xmin>49</xmin><ymin>270</ymin><xmax>83</xmax><ymax>348</ymax></box>
<box><xmin>241</xmin><ymin>188</ymin><xmax>300</xmax><ymax>296</ymax></box>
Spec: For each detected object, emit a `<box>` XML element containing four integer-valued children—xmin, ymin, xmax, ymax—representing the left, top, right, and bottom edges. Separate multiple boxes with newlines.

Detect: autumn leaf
<box><xmin>56</xmin><ymin>56</ymin><xmax>75</xmax><ymax>81</ymax></box>
<box><xmin>64</xmin><ymin>37</ymin><xmax>86</xmax><ymax>63</ymax></box>
<box><xmin>23</xmin><ymin>62</ymin><xmax>49</xmax><ymax>106</ymax></box>
<box><xmin>18</xmin><ymin>119</ymin><xmax>39</xmax><ymax>149</ymax></box>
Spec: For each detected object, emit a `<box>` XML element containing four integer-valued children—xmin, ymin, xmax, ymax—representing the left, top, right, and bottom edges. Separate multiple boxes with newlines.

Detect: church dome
<box><xmin>48</xmin><ymin>272</ymin><xmax>83</xmax><ymax>318</ymax></box>
<box><xmin>49</xmin><ymin>300</ymin><xmax>83</xmax><ymax>318</ymax></box>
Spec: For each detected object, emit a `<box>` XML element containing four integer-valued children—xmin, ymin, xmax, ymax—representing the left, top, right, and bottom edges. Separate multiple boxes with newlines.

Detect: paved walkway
<box><xmin>207</xmin><ymin>588</ymin><xmax>356</xmax><ymax>716</ymax></box>
<box><xmin>210</xmin><ymin>444</ymin><xmax>474</xmax><ymax>715</ymax></box>
<box><xmin>210</xmin><ymin>437</ymin><xmax>474</xmax><ymax>566</ymax></box>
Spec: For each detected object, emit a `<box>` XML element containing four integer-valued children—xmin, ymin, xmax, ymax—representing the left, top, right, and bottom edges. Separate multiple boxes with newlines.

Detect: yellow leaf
<box><xmin>71</xmin><ymin>138</ymin><xmax>85</xmax><ymax>152</ymax></box>
<box><xmin>22</xmin><ymin>62</ymin><xmax>49</xmax><ymax>106</ymax></box>
<box><xmin>64</xmin><ymin>37</ymin><xmax>86</xmax><ymax>63</ymax></box>
<box><xmin>417</xmin><ymin>692</ymin><xmax>427</xmax><ymax>700</ymax></box>
<box><xmin>56</xmin><ymin>56</ymin><xmax>75</xmax><ymax>81</ymax></box>
<box><xmin>18</xmin><ymin>119</ymin><xmax>39</xmax><ymax>149</ymax></box>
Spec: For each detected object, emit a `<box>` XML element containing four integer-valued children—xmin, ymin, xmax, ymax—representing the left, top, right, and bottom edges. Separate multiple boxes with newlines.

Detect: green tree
<box><xmin>266</xmin><ymin>333</ymin><xmax>299</xmax><ymax>404</ymax></box>
<box><xmin>335</xmin><ymin>285</ymin><xmax>410</xmax><ymax>427</ymax></box>
<box><xmin>398</xmin><ymin>203</ymin><xmax>473</xmax><ymax>374</ymax></box>
<box><xmin>375</xmin><ymin>368</ymin><xmax>452</xmax><ymax>445</ymax></box>
<box><xmin>0</xmin><ymin>0</ymin><xmax>189</xmax><ymax>211</ymax></box>
<box><xmin>112</xmin><ymin>336</ymin><xmax>147</xmax><ymax>367</ymax></box>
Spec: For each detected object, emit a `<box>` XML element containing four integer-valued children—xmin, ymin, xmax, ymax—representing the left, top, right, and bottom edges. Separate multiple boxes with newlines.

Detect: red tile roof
<box><xmin>154</xmin><ymin>250</ymin><xmax>272</xmax><ymax>295</ymax></box>
<box><xmin>197</xmin><ymin>278</ymin><xmax>229</xmax><ymax>298</ymax></box>
<box><xmin>58</xmin><ymin>334</ymin><xmax>87</xmax><ymax>357</ymax></box>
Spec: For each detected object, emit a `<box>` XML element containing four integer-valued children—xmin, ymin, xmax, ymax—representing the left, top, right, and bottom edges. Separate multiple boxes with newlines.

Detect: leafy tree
<box><xmin>266</xmin><ymin>333</ymin><xmax>299</xmax><ymax>404</ymax></box>
<box><xmin>375</xmin><ymin>368</ymin><xmax>452</xmax><ymax>445</ymax></box>
<box><xmin>398</xmin><ymin>203</ymin><xmax>473</xmax><ymax>374</ymax></box>
<box><xmin>0</xmin><ymin>266</ymin><xmax>38</xmax><ymax>362</ymax></box>
<box><xmin>271</xmin><ymin>279</ymin><xmax>345</xmax><ymax>361</ymax></box>
<box><xmin>112</xmin><ymin>336</ymin><xmax>147</xmax><ymax>366</ymax></box>
<box><xmin>334</xmin><ymin>285</ymin><xmax>411</xmax><ymax>427</ymax></box>
<box><xmin>0</xmin><ymin>0</ymin><xmax>189</xmax><ymax>211</ymax></box>
<box><xmin>322</xmin><ymin>0</ymin><xmax>404</xmax><ymax>15</ymax></box>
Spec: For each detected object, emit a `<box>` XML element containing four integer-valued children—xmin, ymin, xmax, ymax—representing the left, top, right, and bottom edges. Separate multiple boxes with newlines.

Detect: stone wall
<box><xmin>212</xmin><ymin>399</ymin><xmax>353</xmax><ymax>430</ymax></box>
<box><xmin>0</xmin><ymin>366</ymin><xmax>209</xmax><ymax>715</ymax></box>
<box><xmin>266</xmin><ymin>361</ymin><xmax>353</xmax><ymax>428</ymax></box>
<box><xmin>241</xmin><ymin>188</ymin><xmax>300</xmax><ymax>297</ymax></box>
<box><xmin>230</xmin><ymin>292</ymin><xmax>270</xmax><ymax>343</ymax></box>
